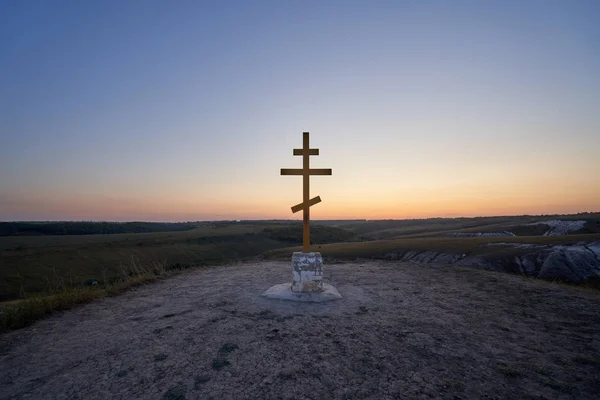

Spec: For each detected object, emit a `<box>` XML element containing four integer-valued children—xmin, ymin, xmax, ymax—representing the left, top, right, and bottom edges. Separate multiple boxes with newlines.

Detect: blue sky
<box><xmin>1</xmin><ymin>1</ymin><xmax>599</xmax><ymax>221</ymax></box>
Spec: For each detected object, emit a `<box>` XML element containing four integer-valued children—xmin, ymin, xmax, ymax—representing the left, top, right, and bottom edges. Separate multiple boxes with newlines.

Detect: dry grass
<box><xmin>0</xmin><ymin>225</ymin><xmax>289</xmax><ymax>302</ymax></box>
<box><xmin>0</xmin><ymin>223</ymin><xmax>355</xmax><ymax>303</ymax></box>
<box><xmin>0</xmin><ymin>258</ymin><xmax>169</xmax><ymax>332</ymax></box>
<box><xmin>0</xmin><ymin>225</ymin><xmax>260</xmax><ymax>251</ymax></box>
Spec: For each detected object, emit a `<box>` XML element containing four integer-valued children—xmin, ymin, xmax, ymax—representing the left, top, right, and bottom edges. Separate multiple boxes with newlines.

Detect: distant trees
<box><xmin>0</xmin><ymin>222</ymin><xmax>197</xmax><ymax>236</ymax></box>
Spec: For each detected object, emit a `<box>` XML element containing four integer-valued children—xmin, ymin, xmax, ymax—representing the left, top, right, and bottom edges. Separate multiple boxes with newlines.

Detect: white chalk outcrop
<box><xmin>536</xmin><ymin>242</ymin><xmax>600</xmax><ymax>282</ymax></box>
<box><xmin>444</xmin><ymin>232</ymin><xmax>516</xmax><ymax>237</ymax></box>
<box><xmin>380</xmin><ymin>241</ymin><xmax>600</xmax><ymax>284</ymax></box>
<box><xmin>525</xmin><ymin>220</ymin><xmax>586</xmax><ymax>236</ymax></box>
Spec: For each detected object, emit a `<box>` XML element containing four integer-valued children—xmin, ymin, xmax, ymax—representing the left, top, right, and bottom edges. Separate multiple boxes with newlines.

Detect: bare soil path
<box><xmin>1</xmin><ymin>261</ymin><xmax>599</xmax><ymax>399</ymax></box>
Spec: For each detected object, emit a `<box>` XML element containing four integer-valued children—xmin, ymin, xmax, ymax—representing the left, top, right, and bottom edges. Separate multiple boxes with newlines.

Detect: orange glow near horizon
<box><xmin>3</xmin><ymin>176</ymin><xmax>598</xmax><ymax>221</ymax></box>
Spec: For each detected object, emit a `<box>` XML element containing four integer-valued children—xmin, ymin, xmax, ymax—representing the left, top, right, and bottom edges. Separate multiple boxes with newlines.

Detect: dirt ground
<box><xmin>1</xmin><ymin>260</ymin><xmax>599</xmax><ymax>399</ymax></box>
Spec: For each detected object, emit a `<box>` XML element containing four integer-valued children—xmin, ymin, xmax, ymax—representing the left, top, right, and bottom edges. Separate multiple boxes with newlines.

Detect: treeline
<box><xmin>0</xmin><ymin>222</ymin><xmax>198</xmax><ymax>236</ymax></box>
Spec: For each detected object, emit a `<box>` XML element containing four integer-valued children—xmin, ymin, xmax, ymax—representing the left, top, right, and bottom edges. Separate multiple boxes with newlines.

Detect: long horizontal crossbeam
<box><xmin>280</xmin><ymin>168</ymin><xmax>332</xmax><ymax>176</ymax></box>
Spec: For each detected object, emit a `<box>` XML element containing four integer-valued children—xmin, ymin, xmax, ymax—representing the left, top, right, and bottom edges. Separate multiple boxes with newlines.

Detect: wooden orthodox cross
<box><xmin>281</xmin><ymin>132</ymin><xmax>332</xmax><ymax>252</ymax></box>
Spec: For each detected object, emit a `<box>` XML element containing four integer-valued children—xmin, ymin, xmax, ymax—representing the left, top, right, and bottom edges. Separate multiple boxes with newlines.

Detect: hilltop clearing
<box><xmin>1</xmin><ymin>260</ymin><xmax>598</xmax><ymax>399</ymax></box>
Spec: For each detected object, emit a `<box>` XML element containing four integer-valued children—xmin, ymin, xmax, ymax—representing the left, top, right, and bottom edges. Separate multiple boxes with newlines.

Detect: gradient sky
<box><xmin>1</xmin><ymin>0</ymin><xmax>599</xmax><ymax>221</ymax></box>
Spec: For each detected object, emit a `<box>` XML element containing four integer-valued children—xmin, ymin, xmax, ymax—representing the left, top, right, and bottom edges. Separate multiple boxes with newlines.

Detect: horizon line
<box><xmin>2</xmin><ymin>211</ymin><xmax>599</xmax><ymax>224</ymax></box>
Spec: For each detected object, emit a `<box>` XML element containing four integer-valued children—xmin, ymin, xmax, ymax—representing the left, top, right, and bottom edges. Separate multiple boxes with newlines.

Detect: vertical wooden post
<box><xmin>302</xmin><ymin>132</ymin><xmax>310</xmax><ymax>252</ymax></box>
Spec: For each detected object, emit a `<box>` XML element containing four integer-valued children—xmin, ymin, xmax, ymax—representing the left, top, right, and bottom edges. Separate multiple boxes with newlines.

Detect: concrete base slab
<box><xmin>262</xmin><ymin>283</ymin><xmax>342</xmax><ymax>302</ymax></box>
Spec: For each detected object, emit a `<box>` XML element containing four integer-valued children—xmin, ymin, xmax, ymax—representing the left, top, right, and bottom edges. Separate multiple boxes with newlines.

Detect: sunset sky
<box><xmin>1</xmin><ymin>1</ymin><xmax>599</xmax><ymax>221</ymax></box>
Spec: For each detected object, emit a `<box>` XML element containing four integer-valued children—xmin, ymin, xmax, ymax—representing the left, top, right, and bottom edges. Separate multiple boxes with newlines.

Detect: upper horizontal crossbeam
<box><xmin>280</xmin><ymin>168</ymin><xmax>332</xmax><ymax>176</ymax></box>
<box><xmin>293</xmin><ymin>148</ymin><xmax>319</xmax><ymax>156</ymax></box>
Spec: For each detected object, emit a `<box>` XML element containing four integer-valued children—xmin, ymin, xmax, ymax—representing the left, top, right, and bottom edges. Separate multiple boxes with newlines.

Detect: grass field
<box><xmin>265</xmin><ymin>233</ymin><xmax>600</xmax><ymax>260</ymax></box>
<box><xmin>0</xmin><ymin>223</ymin><xmax>355</xmax><ymax>302</ymax></box>
<box><xmin>336</xmin><ymin>213</ymin><xmax>600</xmax><ymax>240</ymax></box>
<box><xmin>3</xmin><ymin>214</ymin><xmax>600</xmax><ymax>302</ymax></box>
<box><xmin>0</xmin><ymin>224</ymin><xmax>252</xmax><ymax>251</ymax></box>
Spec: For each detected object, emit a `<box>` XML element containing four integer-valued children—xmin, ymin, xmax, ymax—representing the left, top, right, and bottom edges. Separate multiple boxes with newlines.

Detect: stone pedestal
<box><xmin>261</xmin><ymin>251</ymin><xmax>341</xmax><ymax>302</ymax></box>
<box><xmin>291</xmin><ymin>251</ymin><xmax>323</xmax><ymax>292</ymax></box>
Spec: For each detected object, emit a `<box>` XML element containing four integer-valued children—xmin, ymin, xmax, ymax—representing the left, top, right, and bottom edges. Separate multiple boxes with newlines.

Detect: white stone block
<box><xmin>291</xmin><ymin>251</ymin><xmax>323</xmax><ymax>292</ymax></box>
